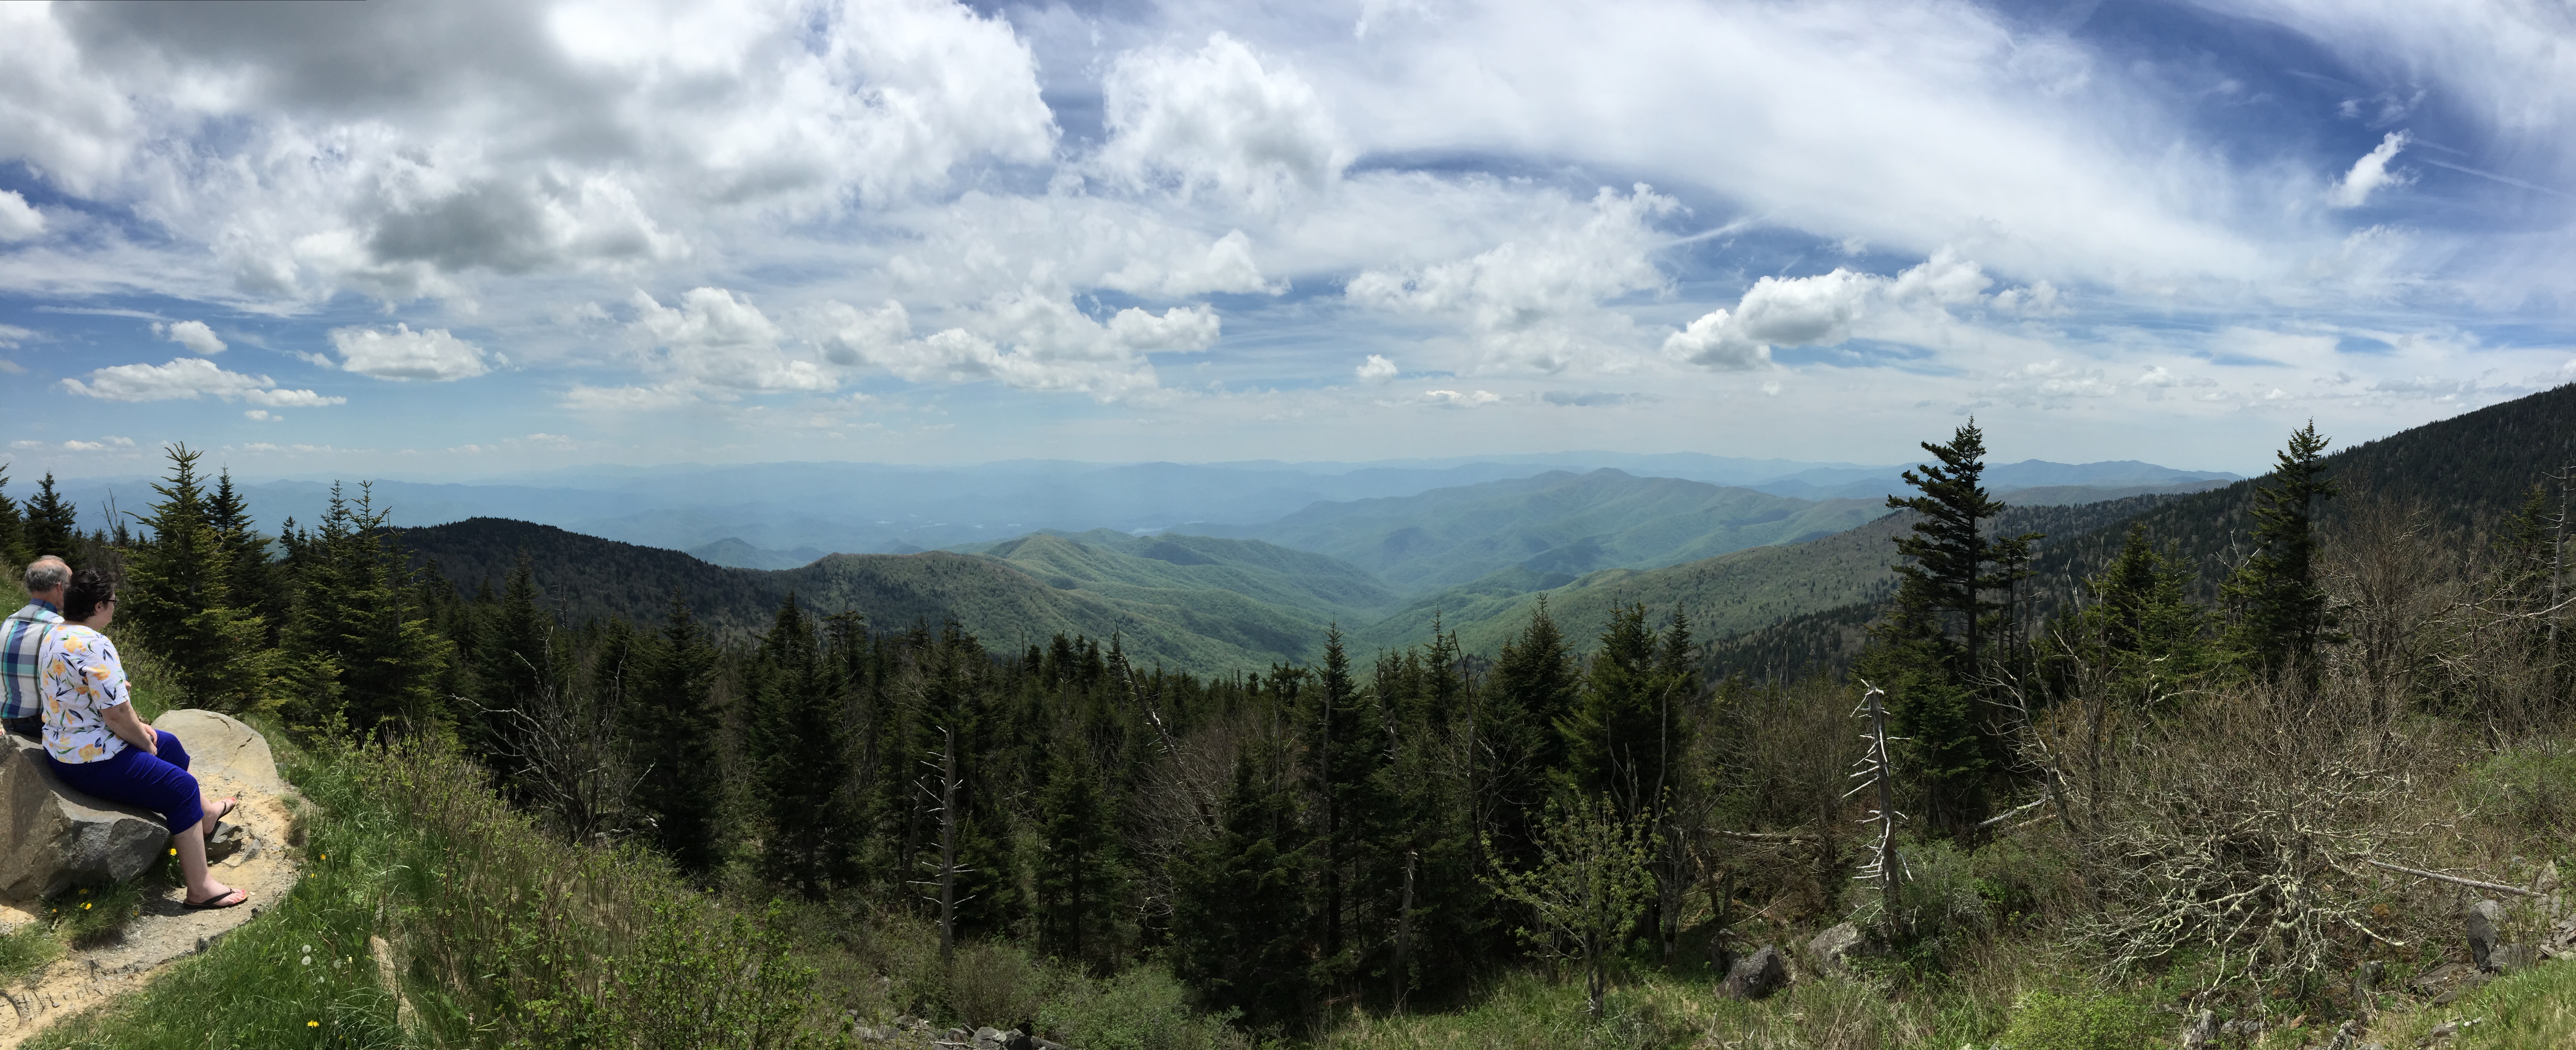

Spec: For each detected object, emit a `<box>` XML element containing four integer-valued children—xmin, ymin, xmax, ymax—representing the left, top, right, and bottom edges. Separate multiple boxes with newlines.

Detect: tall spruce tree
<box><xmin>629</xmin><ymin>589</ymin><xmax>725</xmax><ymax>875</ymax></box>
<box><xmin>121</xmin><ymin>445</ymin><xmax>272</xmax><ymax>712</ymax></box>
<box><xmin>1484</xmin><ymin>599</ymin><xmax>1580</xmax><ymax>864</ymax></box>
<box><xmin>1886</xmin><ymin>420</ymin><xmax>2009</xmax><ymax>683</ymax></box>
<box><xmin>276</xmin><ymin>484</ymin><xmax>450</xmax><ymax>736</ymax></box>
<box><xmin>2223</xmin><ymin>421</ymin><xmax>2340</xmax><ymax>678</ymax></box>
<box><xmin>747</xmin><ymin>594</ymin><xmax>857</xmax><ymax>898</ymax></box>
<box><xmin>0</xmin><ymin>468</ymin><xmax>27</xmax><ymax>568</ymax></box>
<box><xmin>1035</xmin><ymin>744</ymin><xmax>1122</xmax><ymax>968</ymax></box>
<box><xmin>22</xmin><ymin>474</ymin><xmax>77</xmax><ymax>561</ymax></box>
<box><xmin>1558</xmin><ymin>604</ymin><xmax>1668</xmax><ymax>819</ymax></box>
<box><xmin>205</xmin><ymin>469</ymin><xmax>286</xmax><ymax>646</ymax></box>
<box><xmin>1864</xmin><ymin>421</ymin><xmax>2031</xmax><ymax>834</ymax></box>
<box><xmin>1306</xmin><ymin>625</ymin><xmax>1376</xmax><ymax>974</ymax></box>
<box><xmin>1171</xmin><ymin>751</ymin><xmax>1315</xmax><ymax>1028</ymax></box>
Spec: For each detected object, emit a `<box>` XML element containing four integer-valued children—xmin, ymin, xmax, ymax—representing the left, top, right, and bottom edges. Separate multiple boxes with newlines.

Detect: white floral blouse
<box><xmin>37</xmin><ymin>625</ymin><xmax>131</xmax><ymax>764</ymax></box>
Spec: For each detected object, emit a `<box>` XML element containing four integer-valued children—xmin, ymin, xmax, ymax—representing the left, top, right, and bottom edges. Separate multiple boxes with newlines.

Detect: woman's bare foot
<box><xmin>207</xmin><ymin>797</ymin><xmax>239</xmax><ymax>822</ymax></box>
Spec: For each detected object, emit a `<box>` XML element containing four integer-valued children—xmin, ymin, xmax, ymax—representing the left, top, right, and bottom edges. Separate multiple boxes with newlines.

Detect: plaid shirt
<box><xmin>2</xmin><ymin>601</ymin><xmax>63</xmax><ymax>721</ymax></box>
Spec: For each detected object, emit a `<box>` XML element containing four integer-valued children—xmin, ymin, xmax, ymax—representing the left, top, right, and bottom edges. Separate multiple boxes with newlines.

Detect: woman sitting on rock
<box><xmin>37</xmin><ymin>569</ymin><xmax>246</xmax><ymax>910</ymax></box>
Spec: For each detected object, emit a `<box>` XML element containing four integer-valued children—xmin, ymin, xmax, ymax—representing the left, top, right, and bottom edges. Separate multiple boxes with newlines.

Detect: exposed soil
<box><xmin>0</xmin><ymin>751</ymin><xmax>302</xmax><ymax>1047</ymax></box>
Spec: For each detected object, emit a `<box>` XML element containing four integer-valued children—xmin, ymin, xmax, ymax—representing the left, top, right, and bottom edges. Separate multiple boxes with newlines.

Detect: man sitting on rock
<box><xmin>2</xmin><ymin>556</ymin><xmax>70</xmax><ymax>742</ymax></box>
<box><xmin>38</xmin><ymin>569</ymin><xmax>247</xmax><ymax>910</ymax></box>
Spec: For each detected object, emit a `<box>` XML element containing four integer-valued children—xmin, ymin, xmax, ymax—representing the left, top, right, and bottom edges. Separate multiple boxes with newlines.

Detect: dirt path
<box><xmin>0</xmin><ymin>716</ymin><xmax>304</xmax><ymax>1048</ymax></box>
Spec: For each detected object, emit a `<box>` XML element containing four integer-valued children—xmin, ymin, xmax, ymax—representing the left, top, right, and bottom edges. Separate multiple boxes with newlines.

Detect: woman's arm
<box><xmin>100</xmin><ymin>702</ymin><xmax>158</xmax><ymax>756</ymax></box>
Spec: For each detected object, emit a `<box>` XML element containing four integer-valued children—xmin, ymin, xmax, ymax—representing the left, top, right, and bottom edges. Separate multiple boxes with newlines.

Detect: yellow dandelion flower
<box><xmin>81</xmin><ymin>902</ymin><xmax>91</xmax><ymax>910</ymax></box>
<box><xmin>307</xmin><ymin>1020</ymin><xmax>319</xmax><ymax>1028</ymax></box>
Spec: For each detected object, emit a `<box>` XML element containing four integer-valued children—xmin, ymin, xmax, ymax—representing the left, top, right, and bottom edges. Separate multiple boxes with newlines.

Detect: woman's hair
<box><xmin>62</xmin><ymin>569</ymin><xmax>116</xmax><ymax>622</ymax></box>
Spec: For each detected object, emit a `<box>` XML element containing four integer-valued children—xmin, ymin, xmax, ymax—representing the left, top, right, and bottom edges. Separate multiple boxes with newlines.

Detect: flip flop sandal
<box><xmin>182</xmin><ymin>889</ymin><xmax>249</xmax><ymax>910</ymax></box>
<box><xmin>209</xmin><ymin>798</ymin><xmax>240</xmax><ymax>821</ymax></box>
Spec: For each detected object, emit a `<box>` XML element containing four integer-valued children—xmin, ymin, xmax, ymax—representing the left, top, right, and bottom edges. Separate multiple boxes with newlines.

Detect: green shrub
<box><xmin>1848</xmin><ymin>837</ymin><xmax>1990</xmax><ymax>971</ymax></box>
<box><xmin>1038</xmin><ymin>963</ymin><xmax>1252</xmax><ymax>1050</ymax></box>
<box><xmin>2464</xmin><ymin>749</ymin><xmax>2576</xmax><ymax>834</ymax></box>
<box><xmin>1998</xmin><ymin>988</ymin><xmax>2164</xmax><ymax>1050</ymax></box>
<box><xmin>946</xmin><ymin>940</ymin><xmax>1047</xmax><ymax>1031</ymax></box>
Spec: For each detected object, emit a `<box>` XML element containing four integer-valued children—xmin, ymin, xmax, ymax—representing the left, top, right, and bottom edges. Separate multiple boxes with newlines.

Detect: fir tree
<box><xmin>1886</xmin><ymin>420</ymin><xmax>2010</xmax><ymax>682</ymax></box>
<box><xmin>120</xmin><ymin>445</ymin><xmax>272</xmax><ymax>712</ymax></box>
<box><xmin>1484</xmin><ymin>599</ymin><xmax>1579</xmax><ymax>863</ymax></box>
<box><xmin>1558</xmin><ymin>604</ymin><xmax>1668</xmax><ymax>819</ymax></box>
<box><xmin>747</xmin><ymin>594</ymin><xmax>857</xmax><ymax>898</ymax></box>
<box><xmin>2223</xmin><ymin>421</ymin><xmax>2341</xmax><ymax>678</ymax></box>
<box><xmin>205</xmin><ymin>469</ymin><xmax>286</xmax><ymax>646</ymax></box>
<box><xmin>22</xmin><ymin>474</ymin><xmax>77</xmax><ymax>561</ymax></box>
<box><xmin>0</xmin><ymin>468</ymin><xmax>27</xmax><ymax>568</ymax></box>
<box><xmin>1035</xmin><ymin>745</ymin><xmax>1122</xmax><ymax>967</ymax></box>
<box><xmin>1171</xmin><ymin>751</ymin><xmax>1315</xmax><ymax>1028</ymax></box>
<box><xmin>629</xmin><ymin>589</ymin><xmax>725</xmax><ymax>875</ymax></box>
<box><xmin>276</xmin><ymin>484</ymin><xmax>450</xmax><ymax>736</ymax></box>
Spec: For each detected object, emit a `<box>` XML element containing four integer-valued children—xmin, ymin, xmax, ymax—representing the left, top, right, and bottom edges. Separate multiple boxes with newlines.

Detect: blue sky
<box><xmin>1</xmin><ymin>0</ymin><xmax>2570</xmax><ymax>482</ymax></box>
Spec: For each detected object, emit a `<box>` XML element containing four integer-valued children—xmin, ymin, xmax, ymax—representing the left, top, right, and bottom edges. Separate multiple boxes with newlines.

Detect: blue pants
<box><xmin>48</xmin><ymin>730</ymin><xmax>202</xmax><ymax>835</ymax></box>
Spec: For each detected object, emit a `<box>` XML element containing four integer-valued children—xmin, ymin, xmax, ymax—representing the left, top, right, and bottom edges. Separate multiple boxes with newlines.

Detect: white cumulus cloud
<box><xmin>1098</xmin><ymin>33</ymin><xmax>1348</xmax><ymax>213</ymax></box>
<box><xmin>330</xmin><ymin>323</ymin><xmax>492</xmax><ymax>380</ymax></box>
<box><xmin>820</xmin><ymin>292</ymin><xmax>1219</xmax><ymax>399</ymax></box>
<box><xmin>629</xmin><ymin>287</ymin><xmax>832</xmax><ymax>393</ymax></box>
<box><xmin>1665</xmin><ymin>247</ymin><xmax>2043</xmax><ymax>371</ymax></box>
<box><xmin>60</xmin><ymin>357</ymin><xmax>344</xmax><ymax>406</ymax></box>
<box><xmin>2332</xmin><ymin>131</ymin><xmax>2412</xmax><ymax>209</ymax></box>
<box><xmin>154</xmin><ymin>319</ymin><xmax>226</xmax><ymax>355</ymax></box>
<box><xmin>0</xmin><ymin>190</ymin><xmax>43</xmax><ymax>242</ymax></box>
<box><xmin>1356</xmin><ymin>354</ymin><xmax>1398</xmax><ymax>383</ymax></box>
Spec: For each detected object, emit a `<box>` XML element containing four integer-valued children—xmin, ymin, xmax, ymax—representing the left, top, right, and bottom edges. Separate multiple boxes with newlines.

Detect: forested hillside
<box><xmin>1700</xmin><ymin>383</ymin><xmax>2576</xmax><ymax>681</ymax></box>
<box><xmin>398</xmin><ymin>516</ymin><xmax>1396</xmax><ymax>669</ymax></box>
<box><xmin>1197</xmin><ymin>469</ymin><xmax>1883</xmax><ymax>591</ymax></box>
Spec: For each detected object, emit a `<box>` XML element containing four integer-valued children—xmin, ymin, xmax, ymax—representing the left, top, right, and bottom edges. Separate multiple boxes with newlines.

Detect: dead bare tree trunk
<box><xmin>1849</xmin><ymin>681</ymin><xmax>1902</xmax><ymax>931</ymax></box>
<box><xmin>912</xmin><ymin>726</ymin><xmax>969</xmax><ymax>972</ymax></box>
<box><xmin>1392</xmin><ymin>847</ymin><xmax>1416</xmax><ymax>1011</ymax></box>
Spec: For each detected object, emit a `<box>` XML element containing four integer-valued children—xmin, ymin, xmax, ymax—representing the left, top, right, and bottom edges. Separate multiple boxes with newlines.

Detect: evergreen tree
<box><xmin>1852</xmin><ymin>584</ymin><xmax>1989</xmax><ymax>836</ymax></box>
<box><xmin>1483</xmin><ymin>599</ymin><xmax>1579</xmax><ymax>863</ymax></box>
<box><xmin>747</xmin><ymin>594</ymin><xmax>857</xmax><ymax>898</ymax></box>
<box><xmin>2071</xmin><ymin>524</ymin><xmax>2211</xmax><ymax>685</ymax></box>
<box><xmin>1035</xmin><ymin>744</ymin><xmax>1123</xmax><ymax>968</ymax></box>
<box><xmin>1886</xmin><ymin>420</ymin><xmax>2010</xmax><ymax>682</ymax></box>
<box><xmin>1557</xmin><ymin>604</ymin><xmax>1666</xmax><ymax>818</ymax></box>
<box><xmin>2223</xmin><ymin>421</ymin><xmax>2341</xmax><ymax>679</ymax></box>
<box><xmin>120</xmin><ymin>445</ymin><xmax>272</xmax><ymax>712</ymax></box>
<box><xmin>22</xmin><ymin>474</ymin><xmax>77</xmax><ymax>561</ymax></box>
<box><xmin>276</xmin><ymin>484</ymin><xmax>451</xmax><ymax>736</ymax></box>
<box><xmin>1171</xmin><ymin>751</ymin><xmax>1315</xmax><ymax>1029</ymax></box>
<box><xmin>1306</xmin><ymin>625</ymin><xmax>1377</xmax><ymax>975</ymax></box>
<box><xmin>0</xmin><ymin>468</ymin><xmax>27</xmax><ymax>568</ymax></box>
<box><xmin>629</xmin><ymin>589</ymin><xmax>725</xmax><ymax>875</ymax></box>
<box><xmin>205</xmin><ymin>469</ymin><xmax>286</xmax><ymax>646</ymax></box>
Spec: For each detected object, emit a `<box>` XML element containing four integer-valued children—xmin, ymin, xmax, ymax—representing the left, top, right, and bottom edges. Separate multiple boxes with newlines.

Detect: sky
<box><xmin>1</xmin><ymin>0</ymin><xmax>2572</xmax><ymax>483</ymax></box>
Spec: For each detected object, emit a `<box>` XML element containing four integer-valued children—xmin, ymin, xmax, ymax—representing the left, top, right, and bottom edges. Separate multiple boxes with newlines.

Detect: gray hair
<box><xmin>23</xmin><ymin>558</ymin><xmax>69</xmax><ymax>594</ymax></box>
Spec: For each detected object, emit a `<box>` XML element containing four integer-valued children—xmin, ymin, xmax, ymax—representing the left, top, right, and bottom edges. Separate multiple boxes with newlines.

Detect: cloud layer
<box><xmin>0</xmin><ymin>0</ymin><xmax>2570</xmax><ymax>476</ymax></box>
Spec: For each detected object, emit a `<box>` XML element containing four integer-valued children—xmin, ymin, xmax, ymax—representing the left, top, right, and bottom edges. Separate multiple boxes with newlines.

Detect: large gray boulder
<box><xmin>152</xmin><ymin>709</ymin><xmax>286</xmax><ymax>798</ymax></box>
<box><xmin>1807</xmin><ymin>921</ymin><xmax>1871</xmax><ymax>975</ymax></box>
<box><xmin>0</xmin><ymin>736</ymin><xmax>167</xmax><ymax>899</ymax></box>
<box><xmin>2468</xmin><ymin>899</ymin><xmax>2503</xmax><ymax>971</ymax></box>
<box><xmin>1719</xmin><ymin>944</ymin><xmax>1788</xmax><ymax>1001</ymax></box>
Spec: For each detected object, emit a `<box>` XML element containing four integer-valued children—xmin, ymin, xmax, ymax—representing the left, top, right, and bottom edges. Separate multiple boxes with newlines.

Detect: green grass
<box><xmin>0</xmin><ymin>921</ymin><xmax>62</xmax><ymax>983</ymax></box>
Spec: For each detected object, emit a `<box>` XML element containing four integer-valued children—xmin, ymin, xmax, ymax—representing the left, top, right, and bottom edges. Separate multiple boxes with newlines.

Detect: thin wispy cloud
<box><xmin>0</xmin><ymin>0</ymin><xmax>2568</xmax><ymax>478</ymax></box>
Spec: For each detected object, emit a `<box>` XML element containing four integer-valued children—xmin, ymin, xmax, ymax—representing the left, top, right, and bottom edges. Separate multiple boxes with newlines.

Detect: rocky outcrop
<box><xmin>1719</xmin><ymin>944</ymin><xmax>1788</xmax><ymax>1001</ymax></box>
<box><xmin>150</xmin><ymin>710</ymin><xmax>285</xmax><ymax>799</ymax></box>
<box><xmin>0</xmin><ymin>738</ymin><xmax>165</xmax><ymax>900</ymax></box>
<box><xmin>0</xmin><ymin>710</ymin><xmax>286</xmax><ymax>901</ymax></box>
<box><xmin>1806</xmin><ymin>921</ymin><xmax>1871</xmax><ymax>975</ymax></box>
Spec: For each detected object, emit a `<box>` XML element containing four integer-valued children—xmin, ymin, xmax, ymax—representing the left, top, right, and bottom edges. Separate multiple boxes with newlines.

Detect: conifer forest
<box><xmin>11</xmin><ymin>382</ymin><xmax>2576</xmax><ymax>1048</ymax></box>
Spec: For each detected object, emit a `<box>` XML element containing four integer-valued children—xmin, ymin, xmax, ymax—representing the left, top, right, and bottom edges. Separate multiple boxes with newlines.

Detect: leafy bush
<box><xmin>1848</xmin><ymin>837</ymin><xmax>1991</xmax><ymax>971</ymax></box>
<box><xmin>946</xmin><ymin>940</ymin><xmax>1046</xmax><ymax>1031</ymax></box>
<box><xmin>1997</xmin><ymin>988</ymin><xmax>2164</xmax><ymax>1050</ymax></box>
<box><xmin>1038</xmin><ymin>964</ymin><xmax>1253</xmax><ymax>1050</ymax></box>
